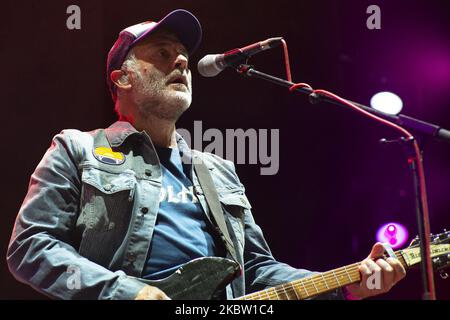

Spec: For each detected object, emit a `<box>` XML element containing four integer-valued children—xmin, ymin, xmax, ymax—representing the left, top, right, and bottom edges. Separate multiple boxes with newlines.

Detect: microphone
<box><xmin>197</xmin><ymin>37</ymin><xmax>283</xmax><ymax>77</ymax></box>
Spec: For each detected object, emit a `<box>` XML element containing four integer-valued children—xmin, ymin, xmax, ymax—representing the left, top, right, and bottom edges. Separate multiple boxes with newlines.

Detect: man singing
<box><xmin>7</xmin><ymin>9</ymin><xmax>405</xmax><ymax>300</ymax></box>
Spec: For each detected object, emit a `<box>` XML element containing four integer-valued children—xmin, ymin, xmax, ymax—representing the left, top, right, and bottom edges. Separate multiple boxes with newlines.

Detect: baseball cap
<box><xmin>106</xmin><ymin>9</ymin><xmax>202</xmax><ymax>99</ymax></box>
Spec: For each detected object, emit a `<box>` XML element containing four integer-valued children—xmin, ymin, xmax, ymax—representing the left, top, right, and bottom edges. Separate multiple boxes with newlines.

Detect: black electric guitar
<box><xmin>137</xmin><ymin>230</ymin><xmax>450</xmax><ymax>300</ymax></box>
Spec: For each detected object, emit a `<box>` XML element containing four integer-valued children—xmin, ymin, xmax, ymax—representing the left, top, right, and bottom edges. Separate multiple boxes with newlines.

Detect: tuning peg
<box><xmin>437</xmin><ymin>232</ymin><xmax>448</xmax><ymax>241</ymax></box>
<box><xmin>439</xmin><ymin>270</ymin><xmax>449</xmax><ymax>280</ymax></box>
<box><xmin>409</xmin><ymin>236</ymin><xmax>420</xmax><ymax>247</ymax></box>
<box><xmin>439</xmin><ymin>231</ymin><xmax>450</xmax><ymax>244</ymax></box>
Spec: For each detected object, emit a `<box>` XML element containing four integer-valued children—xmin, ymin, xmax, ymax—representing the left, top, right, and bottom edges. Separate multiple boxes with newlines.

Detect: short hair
<box><xmin>113</xmin><ymin>51</ymin><xmax>138</xmax><ymax>118</ymax></box>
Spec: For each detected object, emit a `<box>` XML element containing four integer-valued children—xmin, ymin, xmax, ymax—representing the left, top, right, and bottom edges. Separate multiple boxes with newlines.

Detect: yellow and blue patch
<box><xmin>93</xmin><ymin>147</ymin><xmax>125</xmax><ymax>165</ymax></box>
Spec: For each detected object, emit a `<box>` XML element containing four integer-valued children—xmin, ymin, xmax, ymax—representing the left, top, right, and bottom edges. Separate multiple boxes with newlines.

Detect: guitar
<box><xmin>137</xmin><ymin>230</ymin><xmax>450</xmax><ymax>300</ymax></box>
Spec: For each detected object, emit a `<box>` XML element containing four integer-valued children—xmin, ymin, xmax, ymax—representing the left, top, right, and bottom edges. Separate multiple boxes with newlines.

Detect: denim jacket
<box><xmin>7</xmin><ymin>121</ymin><xmax>343</xmax><ymax>300</ymax></box>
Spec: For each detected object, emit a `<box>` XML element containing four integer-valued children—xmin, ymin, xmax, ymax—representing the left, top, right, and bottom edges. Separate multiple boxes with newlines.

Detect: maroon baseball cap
<box><xmin>106</xmin><ymin>9</ymin><xmax>202</xmax><ymax>100</ymax></box>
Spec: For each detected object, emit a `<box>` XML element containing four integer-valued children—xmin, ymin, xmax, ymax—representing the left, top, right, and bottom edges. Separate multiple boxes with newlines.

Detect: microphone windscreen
<box><xmin>197</xmin><ymin>54</ymin><xmax>223</xmax><ymax>77</ymax></box>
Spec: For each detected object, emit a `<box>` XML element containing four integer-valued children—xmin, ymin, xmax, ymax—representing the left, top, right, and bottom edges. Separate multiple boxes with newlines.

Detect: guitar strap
<box><xmin>193</xmin><ymin>157</ymin><xmax>239</xmax><ymax>263</ymax></box>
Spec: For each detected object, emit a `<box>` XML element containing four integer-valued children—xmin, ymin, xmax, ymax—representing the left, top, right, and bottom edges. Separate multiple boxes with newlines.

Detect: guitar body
<box><xmin>136</xmin><ymin>231</ymin><xmax>450</xmax><ymax>300</ymax></box>
<box><xmin>139</xmin><ymin>257</ymin><xmax>241</xmax><ymax>300</ymax></box>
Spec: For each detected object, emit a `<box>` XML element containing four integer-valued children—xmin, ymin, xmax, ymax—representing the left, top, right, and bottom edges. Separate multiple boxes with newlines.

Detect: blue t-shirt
<box><xmin>142</xmin><ymin>146</ymin><xmax>222</xmax><ymax>280</ymax></box>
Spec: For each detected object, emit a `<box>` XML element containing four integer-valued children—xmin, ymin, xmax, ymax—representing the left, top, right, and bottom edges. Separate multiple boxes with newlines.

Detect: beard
<box><xmin>131</xmin><ymin>68</ymin><xmax>192</xmax><ymax>121</ymax></box>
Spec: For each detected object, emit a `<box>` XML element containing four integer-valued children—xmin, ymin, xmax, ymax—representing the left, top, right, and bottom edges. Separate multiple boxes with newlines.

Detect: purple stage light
<box><xmin>376</xmin><ymin>222</ymin><xmax>409</xmax><ymax>249</ymax></box>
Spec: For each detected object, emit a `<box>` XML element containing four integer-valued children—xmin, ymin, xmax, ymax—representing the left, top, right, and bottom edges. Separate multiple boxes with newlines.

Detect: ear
<box><xmin>110</xmin><ymin>70</ymin><xmax>132</xmax><ymax>90</ymax></box>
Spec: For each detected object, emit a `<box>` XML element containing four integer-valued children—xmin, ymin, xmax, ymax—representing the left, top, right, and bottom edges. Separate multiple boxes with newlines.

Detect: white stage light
<box><xmin>370</xmin><ymin>92</ymin><xmax>403</xmax><ymax>115</ymax></box>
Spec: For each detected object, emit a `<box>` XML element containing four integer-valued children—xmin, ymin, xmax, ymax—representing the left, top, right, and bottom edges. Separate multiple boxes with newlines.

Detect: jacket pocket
<box><xmin>76</xmin><ymin>167</ymin><xmax>136</xmax><ymax>267</ymax></box>
<box><xmin>219</xmin><ymin>192</ymin><xmax>252</xmax><ymax>251</ymax></box>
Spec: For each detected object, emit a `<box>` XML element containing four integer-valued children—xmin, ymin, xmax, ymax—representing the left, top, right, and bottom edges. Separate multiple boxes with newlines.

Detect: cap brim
<box><xmin>132</xmin><ymin>9</ymin><xmax>202</xmax><ymax>55</ymax></box>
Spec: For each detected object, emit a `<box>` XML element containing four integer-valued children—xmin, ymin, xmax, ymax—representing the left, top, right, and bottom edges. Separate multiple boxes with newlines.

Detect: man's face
<box><xmin>126</xmin><ymin>29</ymin><xmax>192</xmax><ymax>121</ymax></box>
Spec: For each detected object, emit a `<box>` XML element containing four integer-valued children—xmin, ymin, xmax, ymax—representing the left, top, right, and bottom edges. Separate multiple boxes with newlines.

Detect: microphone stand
<box><xmin>235</xmin><ymin>64</ymin><xmax>450</xmax><ymax>300</ymax></box>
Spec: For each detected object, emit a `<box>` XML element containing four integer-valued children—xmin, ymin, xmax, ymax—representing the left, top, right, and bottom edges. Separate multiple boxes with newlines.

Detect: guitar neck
<box><xmin>238</xmin><ymin>251</ymin><xmax>407</xmax><ymax>300</ymax></box>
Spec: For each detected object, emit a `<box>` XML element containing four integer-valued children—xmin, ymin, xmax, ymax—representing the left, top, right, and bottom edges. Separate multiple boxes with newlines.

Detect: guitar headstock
<box><xmin>401</xmin><ymin>230</ymin><xmax>450</xmax><ymax>275</ymax></box>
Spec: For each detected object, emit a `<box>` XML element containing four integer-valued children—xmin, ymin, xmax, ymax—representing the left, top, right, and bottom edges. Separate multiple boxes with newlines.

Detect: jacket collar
<box><xmin>105</xmin><ymin>121</ymin><xmax>192</xmax><ymax>155</ymax></box>
<box><xmin>104</xmin><ymin>121</ymin><xmax>140</xmax><ymax>147</ymax></box>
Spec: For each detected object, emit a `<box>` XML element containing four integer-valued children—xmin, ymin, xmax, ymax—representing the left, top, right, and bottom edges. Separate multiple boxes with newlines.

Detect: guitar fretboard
<box><xmin>238</xmin><ymin>251</ymin><xmax>406</xmax><ymax>300</ymax></box>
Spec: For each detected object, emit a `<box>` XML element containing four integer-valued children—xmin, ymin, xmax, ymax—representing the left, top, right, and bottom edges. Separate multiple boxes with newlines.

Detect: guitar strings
<box><xmin>241</xmin><ymin>263</ymin><xmax>362</xmax><ymax>300</ymax></box>
<box><xmin>240</xmin><ymin>252</ymin><xmax>403</xmax><ymax>300</ymax></box>
<box><xmin>263</xmin><ymin>250</ymin><xmax>405</xmax><ymax>300</ymax></box>
<box><xmin>240</xmin><ymin>262</ymin><xmax>362</xmax><ymax>300</ymax></box>
<box><xmin>240</xmin><ymin>235</ymin><xmax>448</xmax><ymax>300</ymax></box>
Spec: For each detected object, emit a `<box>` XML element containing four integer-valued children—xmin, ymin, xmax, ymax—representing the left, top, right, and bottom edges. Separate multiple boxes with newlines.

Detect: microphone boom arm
<box><xmin>236</xmin><ymin>63</ymin><xmax>445</xmax><ymax>300</ymax></box>
<box><xmin>236</xmin><ymin>64</ymin><xmax>450</xmax><ymax>144</ymax></box>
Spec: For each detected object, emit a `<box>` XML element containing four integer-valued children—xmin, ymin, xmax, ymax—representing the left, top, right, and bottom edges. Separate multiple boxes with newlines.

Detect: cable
<box><xmin>278</xmin><ymin>39</ymin><xmax>436</xmax><ymax>299</ymax></box>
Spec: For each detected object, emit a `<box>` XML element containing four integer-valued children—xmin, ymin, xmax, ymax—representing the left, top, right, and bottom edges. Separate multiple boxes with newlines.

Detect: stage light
<box><xmin>376</xmin><ymin>222</ymin><xmax>409</xmax><ymax>249</ymax></box>
<box><xmin>370</xmin><ymin>91</ymin><xmax>403</xmax><ymax>115</ymax></box>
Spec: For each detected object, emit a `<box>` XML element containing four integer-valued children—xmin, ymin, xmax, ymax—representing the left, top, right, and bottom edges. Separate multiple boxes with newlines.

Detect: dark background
<box><xmin>1</xmin><ymin>0</ymin><xmax>450</xmax><ymax>299</ymax></box>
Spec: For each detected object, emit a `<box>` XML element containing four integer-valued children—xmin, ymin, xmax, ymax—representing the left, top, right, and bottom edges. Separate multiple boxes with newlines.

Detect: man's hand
<box><xmin>135</xmin><ymin>285</ymin><xmax>171</xmax><ymax>300</ymax></box>
<box><xmin>344</xmin><ymin>242</ymin><xmax>406</xmax><ymax>300</ymax></box>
